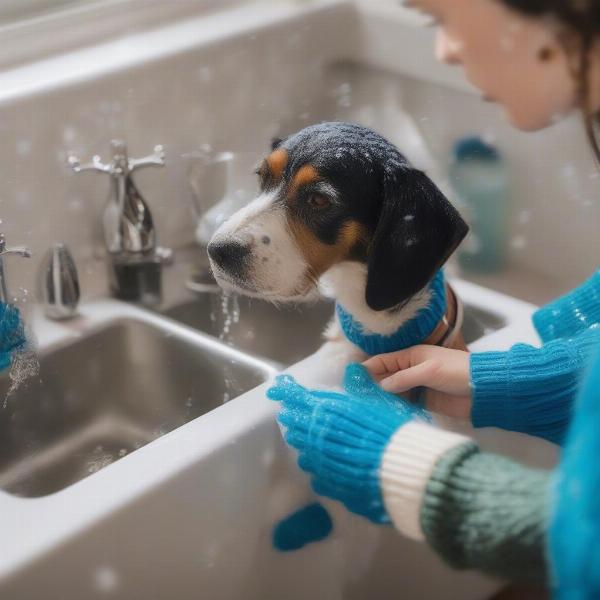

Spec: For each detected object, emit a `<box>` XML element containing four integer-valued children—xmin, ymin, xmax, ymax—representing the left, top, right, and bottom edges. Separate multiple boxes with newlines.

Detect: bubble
<box><xmin>93</xmin><ymin>566</ymin><xmax>120</xmax><ymax>593</ymax></box>
<box><xmin>61</xmin><ymin>127</ymin><xmax>77</xmax><ymax>144</ymax></box>
<box><xmin>518</xmin><ymin>209</ymin><xmax>531</xmax><ymax>225</ymax></box>
<box><xmin>198</xmin><ymin>66</ymin><xmax>212</xmax><ymax>83</ymax></box>
<box><xmin>16</xmin><ymin>139</ymin><xmax>32</xmax><ymax>157</ymax></box>
<box><xmin>510</xmin><ymin>235</ymin><xmax>527</xmax><ymax>250</ymax></box>
<box><xmin>333</xmin><ymin>82</ymin><xmax>352</xmax><ymax>108</ymax></box>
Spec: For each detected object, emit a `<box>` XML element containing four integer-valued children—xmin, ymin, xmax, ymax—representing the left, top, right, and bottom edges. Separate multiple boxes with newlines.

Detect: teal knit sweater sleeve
<box><xmin>421</xmin><ymin>442</ymin><xmax>551</xmax><ymax>583</ymax></box>
<box><xmin>533</xmin><ymin>269</ymin><xmax>600</xmax><ymax>343</ymax></box>
<box><xmin>470</xmin><ymin>327</ymin><xmax>600</xmax><ymax>445</ymax></box>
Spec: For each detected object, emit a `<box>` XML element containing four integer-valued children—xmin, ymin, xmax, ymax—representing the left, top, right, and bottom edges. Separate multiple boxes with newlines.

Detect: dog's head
<box><xmin>207</xmin><ymin>122</ymin><xmax>468</xmax><ymax>311</ymax></box>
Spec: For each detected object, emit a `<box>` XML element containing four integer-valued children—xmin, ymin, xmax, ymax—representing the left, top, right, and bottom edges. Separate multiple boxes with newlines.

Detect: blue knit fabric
<box><xmin>0</xmin><ymin>302</ymin><xmax>26</xmax><ymax>371</ymax></box>
<box><xmin>533</xmin><ymin>268</ymin><xmax>600</xmax><ymax>343</ymax></box>
<box><xmin>550</xmin><ymin>346</ymin><xmax>600</xmax><ymax>599</ymax></box>
<box><xmin>336</xmin><ymin>270</ymin><xmax>447</xmax><ymax>355</ymax></box>
<box><xmin>471</xmin><ymin>268</ymin><xmax>600</xmax><ymax>445</ymax></box>
<box><xmin>267</xmin><ymin>363</ymin><xmax>430</xmax><ymax>524</ymax></box>
<box><xmin>272</xmin><ymin>502</ymin><xmax>333</xmax><ymax>552</ymax></box>
<box><xmin>471</xmin><ymin>327</ymin><xmax>600</xmax><ymax>445</ymax></box>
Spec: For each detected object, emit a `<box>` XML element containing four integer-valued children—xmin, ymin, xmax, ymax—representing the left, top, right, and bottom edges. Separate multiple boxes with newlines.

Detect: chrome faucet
<box><xmin>0</xmin><ymin>234</ymin><xmax>31</xmax><ymax>305</ymax></box>
<box><xmin>68</xmin><ymin>140</ymin><xmax>171</xmax><ymax>305</ymax></box>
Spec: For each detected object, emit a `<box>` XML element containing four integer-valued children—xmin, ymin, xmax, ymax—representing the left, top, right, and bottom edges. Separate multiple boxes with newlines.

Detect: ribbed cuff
<box><xmin>470</xmin><ymin>332</ymin><xmax>600</xmax><ymax>445</ymax></box>
<box><xmin>469</xmin><ymin>351</ymin><xmax>512</xmax><ymax>429</ymax></box>
<box><xmin>533</xmin><ymin>269</ymin><xmax>600</xmax><ymax>343</ymax></box>
<box><xmin>379</xmin><ymin>421</ymin><xmax>472</xmax><ymax>541</ymax></box>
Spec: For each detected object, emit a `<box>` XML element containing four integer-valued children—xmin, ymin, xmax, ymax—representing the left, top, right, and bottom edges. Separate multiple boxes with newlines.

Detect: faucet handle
<box><xmin>128</xmin><ymin>144</ymin><xmax>166</xmax><ymax>173</ymax></box>
<box><xmin>68</xmin><ymin>154</ymin><xmax>112</xmax><ymax>174</ymax></box>
<box><xmin>0</xmin><ymin>234</ymin><xmax>31</xmax><ymax>259</ymax></box>
<box><xmin>0</xmin><ymin>234</ymin><xmax>31</xmax><ymax>304</ymax></box>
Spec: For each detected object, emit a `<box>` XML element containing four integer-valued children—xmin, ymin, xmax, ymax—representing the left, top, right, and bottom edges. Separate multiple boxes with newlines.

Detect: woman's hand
<box><xmin>363</xmin><ymin>346</ymin><xmax>472</xmax><ymax>419</ymax></box>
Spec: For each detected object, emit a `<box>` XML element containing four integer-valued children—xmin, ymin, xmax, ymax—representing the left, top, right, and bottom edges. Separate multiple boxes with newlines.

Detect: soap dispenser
<box><xmin>449</xmin><ymin>136</ymin><xmax>510</xmax><ymax>273</ymax></box>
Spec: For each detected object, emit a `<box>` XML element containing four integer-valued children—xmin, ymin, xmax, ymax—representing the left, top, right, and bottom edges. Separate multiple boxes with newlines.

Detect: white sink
<box><xmin>0</xmin><ymin>0</ymin><xmax>562</xmax><ymax>597</ymax></box>
<box><xmin>0</xmin><ymin>279</ymin><xmax>554</xmax><ymax>600</ymax></box>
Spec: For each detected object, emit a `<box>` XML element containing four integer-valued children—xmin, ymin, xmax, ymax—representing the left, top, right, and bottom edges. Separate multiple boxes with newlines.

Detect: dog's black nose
<box><xmin>207</xmin><ymin>240</ymin><xmax>251</xmax><ymax>276</ymax></box>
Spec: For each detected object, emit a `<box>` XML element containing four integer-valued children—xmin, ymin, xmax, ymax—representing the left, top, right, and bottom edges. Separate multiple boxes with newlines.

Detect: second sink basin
<box><xmin>0</xmin><ymin>313</ymin><xmax>275</xmax><ymax>497</ymax></box>
<box><xmin>165</xmin><ymin>291</ymin><xmax>507</xmax><ymax>366</ymax></box>
<box><xmin>166</xmin><ymin>294</ymin><xmax>335</xmax><ymax>366</ymax></box>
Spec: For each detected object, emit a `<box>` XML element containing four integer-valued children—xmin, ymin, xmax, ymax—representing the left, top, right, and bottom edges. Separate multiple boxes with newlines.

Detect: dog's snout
<box><xmin>207</xmin><ymin>239</ymin><xmax>251</xmax><ymax>276</ymax></box>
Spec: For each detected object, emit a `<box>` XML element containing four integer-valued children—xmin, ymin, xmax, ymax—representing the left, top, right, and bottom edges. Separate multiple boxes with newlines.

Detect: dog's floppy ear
<box><xmin>366</xmin><ymin>167</ymin><xmax>468</xmax><ymax>312</ymax></box>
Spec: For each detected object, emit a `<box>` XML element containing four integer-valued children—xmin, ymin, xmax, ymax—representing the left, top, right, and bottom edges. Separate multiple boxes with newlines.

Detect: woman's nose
<box><xmin>435</xmin><ymin>30</ymin><xmax>462</xmax><ymax>65</ymax></box>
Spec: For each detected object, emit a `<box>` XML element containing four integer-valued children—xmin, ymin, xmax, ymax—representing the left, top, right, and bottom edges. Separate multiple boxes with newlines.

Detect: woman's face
<box><xmin>406</xmin><ymin>0</ymin><xmax>578</xmax><ymax>131</ymax></box>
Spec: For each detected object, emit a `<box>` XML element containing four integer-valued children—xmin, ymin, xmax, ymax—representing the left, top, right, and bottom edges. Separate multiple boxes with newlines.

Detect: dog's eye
<box><xmin>307</xmin><ymin>194</ymin><xmax>332</xmax><ymax>210</ymax></box>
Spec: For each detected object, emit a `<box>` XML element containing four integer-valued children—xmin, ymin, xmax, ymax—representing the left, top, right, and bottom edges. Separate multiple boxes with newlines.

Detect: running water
<box><xmin>210</xmin><ymin>291</ymin><xmax>242</xmax><ymax>403</ymax></box>
<box><xmin>213</xmin><ymin>291</ymin><xmax>240</xmax><ymax>344</ymax></box>
<box><xmin>5</xmin><ymin>347</ymin><xmax>39</xmax><ymax>408</ymax></box>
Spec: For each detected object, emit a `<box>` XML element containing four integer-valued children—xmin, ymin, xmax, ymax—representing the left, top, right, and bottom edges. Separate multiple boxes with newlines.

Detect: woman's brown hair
<box><xmin>501</xmin><ymin>0</ymin><xmax>600</xmax><ymax>161</ymax></box>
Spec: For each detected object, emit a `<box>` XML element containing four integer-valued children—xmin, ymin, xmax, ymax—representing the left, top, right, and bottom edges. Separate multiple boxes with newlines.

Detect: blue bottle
<box><xmin>449</xmin><ymin>137</ymin><xmax>510</xmax><ymax>273</ymax></box>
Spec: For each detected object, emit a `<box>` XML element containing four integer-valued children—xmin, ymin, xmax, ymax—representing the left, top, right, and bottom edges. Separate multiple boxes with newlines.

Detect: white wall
<box><xmin>325</xmin><ymin>62</ymin><xmax>600</xmax><ymax>300</ymax></box>
<box><xmin>0</xmin><ymin>0</ymin><xmax>597</xmax><ymax>308</ymax></box>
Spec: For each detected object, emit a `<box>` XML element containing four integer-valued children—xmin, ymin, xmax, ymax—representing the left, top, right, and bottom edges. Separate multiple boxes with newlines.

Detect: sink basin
<box><xmin>166</xmin><ymin>294</ymin><xmax>335</xmax><ymax>366</ymax></box>
<box><xmin>165</xmin><ymin>291</ymin><xmax>506</xmax><ymax>366</ymax></box>
<box><xmin>0</xmin><ymin>316</ymin><xmax>275</xmax><ymax>497</ymax></box>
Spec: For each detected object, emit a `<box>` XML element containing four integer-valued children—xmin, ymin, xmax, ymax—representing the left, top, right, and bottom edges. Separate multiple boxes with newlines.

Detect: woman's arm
<box><xmin>533</xmin><ymin>269</ymin><xmax>600</xmax><ymax>343</ymax></box>
<box><xmin>470</xmin><ymin>327</ymin><xmax>600</xmax><ymax>444</ymax></box>
<box><xmin>381</xmin><ymin>422</ymin><xmax>550</xmax><ymax>583</ymax></box>
<box><xmin>365</xmin><ymin>327</ymin><xmax>600</xmax><ymax>445</ymax></box>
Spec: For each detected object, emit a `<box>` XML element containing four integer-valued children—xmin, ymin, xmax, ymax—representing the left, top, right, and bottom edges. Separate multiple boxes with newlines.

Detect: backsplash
<box><xmin>0</xmin><ymin>0</ymin><xmax>598</xmax><ymax>306</ymax></box>
<box><xmin>326</xmin><ymin>62</ymin><xmax>600</xmax><ymax>298</ymax></box>
<box><xmin>0</xmin><ymin>0</ymin><xmax>354</xmax><ymax>302</ymax></box>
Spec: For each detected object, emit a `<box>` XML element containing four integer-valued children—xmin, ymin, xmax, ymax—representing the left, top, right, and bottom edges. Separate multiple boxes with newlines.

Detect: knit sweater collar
<box><xmin>336</xmin><ymin>270</ymin><xmax>447</xmax><ymax>355</ymax></box>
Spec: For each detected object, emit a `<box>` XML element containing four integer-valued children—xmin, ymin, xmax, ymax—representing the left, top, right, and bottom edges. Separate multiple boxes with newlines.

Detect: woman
<box><xmin>269</xmin><ymin>1</ymin><xmax>600</xmax><ymax>597</ymax></box>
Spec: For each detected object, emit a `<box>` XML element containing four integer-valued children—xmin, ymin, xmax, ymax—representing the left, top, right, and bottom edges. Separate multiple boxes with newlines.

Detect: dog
<box><xmin>207</xmin><ymin>122</ymin><xmax>468</xmax><ymax>365</ymax></box>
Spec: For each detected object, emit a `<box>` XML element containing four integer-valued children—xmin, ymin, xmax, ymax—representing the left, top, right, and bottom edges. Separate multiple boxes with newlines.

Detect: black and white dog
<box><xmin>207</xmin><ymin>122</ymin><xmax>468</xmax><ymax>361</ymax></box>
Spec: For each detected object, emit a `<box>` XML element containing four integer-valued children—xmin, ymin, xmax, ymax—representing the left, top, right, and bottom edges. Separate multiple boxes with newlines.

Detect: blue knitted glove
<box><xmin>267</xmin><ymin>363</ymin><xmax>430</xmax><ymax>524</ymax></box>
<box><xmin>0</xmin><ymin>302</ymin><xmax>26</xmax><ymax>371</ymax></box>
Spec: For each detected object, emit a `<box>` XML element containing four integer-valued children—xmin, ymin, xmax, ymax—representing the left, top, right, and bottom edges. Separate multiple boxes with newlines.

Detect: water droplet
<box><xmin>518</xmin><ymin>210</ymin><xmax>531</xmax><ymax>225</ymax></box>
<box><xmin>16</xmin><ymin>139</ymin><xmax>32</xmax><ymax>157</ymax></box>
<box><xmin>93</xmin><ymin>566</ymin><xmax>120</xmax><ymax>593</ymax></box>
<box><xmin>510</xmin><ymin>235</ymin><xmax>527</xmax><ymax>250</ymax></box>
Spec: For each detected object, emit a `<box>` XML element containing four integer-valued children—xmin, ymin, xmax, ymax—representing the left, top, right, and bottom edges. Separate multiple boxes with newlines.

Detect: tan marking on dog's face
<box><xmin>287</xmin><ymin>217</ymin><xmax>367</xmax><ymax>279</ymax></box>
<box><xmin>264</xmin><ymin>148</ymin><xmax>288</xmax><ymax>183</ymax></box>
<box><xmin>289</xmin><ymin>164</ymin><xmax>320</xmax><ymax>197</ymax></box>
